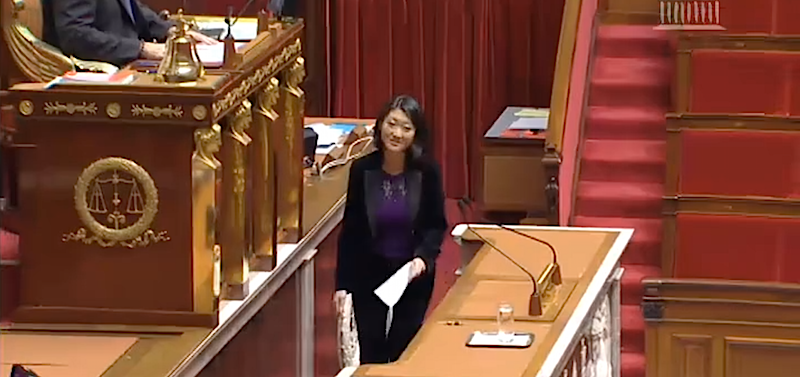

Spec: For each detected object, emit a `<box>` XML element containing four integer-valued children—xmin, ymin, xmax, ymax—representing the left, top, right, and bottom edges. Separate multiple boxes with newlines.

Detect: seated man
<box><xmin>46</xmin><ymin>0</ymin><xmax>217</xmax><ymax>67</ymax></box>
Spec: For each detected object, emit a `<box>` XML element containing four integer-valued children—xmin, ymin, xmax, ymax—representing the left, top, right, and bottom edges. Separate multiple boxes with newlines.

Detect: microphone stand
<box><xmin>457</xmin><ymin>199</ymin><xmax>544</xmax><ymax>316</ymax></box>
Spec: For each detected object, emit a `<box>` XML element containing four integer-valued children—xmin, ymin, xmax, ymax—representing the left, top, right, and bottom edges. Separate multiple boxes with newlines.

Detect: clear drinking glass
<box><xmin>497</xmin><ymin>303</ymin><xmax>514</xmax><ymax>342</ymax></box>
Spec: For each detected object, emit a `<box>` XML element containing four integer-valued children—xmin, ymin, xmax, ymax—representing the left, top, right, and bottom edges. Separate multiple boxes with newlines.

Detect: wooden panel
<box><xmin>481</xmin><ymin>142</ymin><xmax>546</xmax><ymax>213</ymax></box>
<box><xmin>314</xmin><ymin>226</ymin><xmax>340</xmax><ymax>377</ymax></box>
<box><xmin>644</xmin><ymin>279</ymin><xmax>800</xmax><ymax>377</ymax></box>
<box><xmin>725</xmin><ymin>338</ymin><xmax>800</xmax><ymax>377</ymax></box>
<box><xmin>670</xmin><ymin>335</ymin><xmax>712</xmax><ymax>377</ymax></box>
<box><xmin>198</xmin><ymin>272</ymin><xmax>299</xmax><ymax>377</ymax></box>
<box><xmin>600</xmin><ymin>0</ymin><xmax>659</xmax><ymax>24</ymax></box>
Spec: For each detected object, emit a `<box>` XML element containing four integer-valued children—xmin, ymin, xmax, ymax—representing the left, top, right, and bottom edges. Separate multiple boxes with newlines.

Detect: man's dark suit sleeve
<box><xmin>135</xmin><ymin>0</ymin><xmax>173</xmax><ymax>42</ymax></box>
<box><xmin>53</xmin><ymin>0</ymin><xmax>142</xmax><ymax>66</ymax></box>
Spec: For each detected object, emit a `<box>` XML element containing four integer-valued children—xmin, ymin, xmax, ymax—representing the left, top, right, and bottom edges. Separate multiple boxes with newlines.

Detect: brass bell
<box><xmin>157</xmin><ymin>9</ymin><xmax>205</xmax><ymax>83</ymax></box>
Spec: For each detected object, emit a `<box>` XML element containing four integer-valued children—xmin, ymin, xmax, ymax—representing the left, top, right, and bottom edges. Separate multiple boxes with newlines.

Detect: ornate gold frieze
<box><xmin>192</xmin><ymin>105</ymin><xmax>208</xmax><ymax>121</ymax></box>
<box><xmin>44</xmin><ymin>101</ymin><xmax>98</xmax><ymax>115</ymax></box>
<box><xmin>212</xmin><ymin>38</ymin><xmax>302</xmax><ymax>119</ymax></box>
<box><xmin>18</xmin><ymin>100</ymin><xmax>33</xmax><ymax>116</ymax></box>
<box><xmin>131</xmin><ymin>104</ymin><xmax>184</xmax><ymax>118</ymax></box>
<box><xmin>106</xmin><ymin>102</ymin><xmax>121</xmax><ymax>118</ymax></box>
<box><xmin>63</xmin><ymin>157</ymin><xmax>170</xmax><ymax>248</ymax></box>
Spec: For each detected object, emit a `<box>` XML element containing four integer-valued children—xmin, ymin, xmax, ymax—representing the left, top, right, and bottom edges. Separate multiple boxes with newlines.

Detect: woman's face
<box><xmin>380</xmin><ymin>109</ymin><xmax>416</xmax><ymax>153</ymax></box>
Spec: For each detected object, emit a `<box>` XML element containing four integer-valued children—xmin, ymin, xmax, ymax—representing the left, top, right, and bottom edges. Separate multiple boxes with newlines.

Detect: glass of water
<box><xmin>497</xmin><ymin>303</ymin><xmax>514</xmax><ymax>342</ymax></box>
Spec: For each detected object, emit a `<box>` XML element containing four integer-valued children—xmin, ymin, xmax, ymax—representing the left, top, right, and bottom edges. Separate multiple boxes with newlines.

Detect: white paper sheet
<box><xmin>195</xmin><ymin>42</ymin><xmax>248</xmax><ymax>68</ymax></box>
<box><xmin>374</xmin><ymin>262</ymin><xmax>412</xmax><ymax>307</ymax></box>
<box><xmin>374</xmin><ymin>262</ymin><xmax>412</xmax><ymax>336</ymax></box>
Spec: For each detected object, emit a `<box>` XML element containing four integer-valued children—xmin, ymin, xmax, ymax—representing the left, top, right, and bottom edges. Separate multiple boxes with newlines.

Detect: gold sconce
<box><xmin>157</xmin><ymin>9</ymin><xmax>205</xmax><ymax>83</ymax></box>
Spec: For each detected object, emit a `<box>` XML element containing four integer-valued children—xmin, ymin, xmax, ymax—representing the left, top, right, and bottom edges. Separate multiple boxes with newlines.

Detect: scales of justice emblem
<box><xmin>63</xmin><ymin>157</ymin><xmax>170</xmax><ymax>248</ymax></box>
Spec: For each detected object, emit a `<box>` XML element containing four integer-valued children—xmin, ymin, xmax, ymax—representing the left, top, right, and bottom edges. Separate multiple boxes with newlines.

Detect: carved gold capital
<box><xmin>284</xmin><ymin>57</ymin><xmax>306</xmax><ymax>96</ymax></box>
<box><xmin>193</xmin><ymin>124</ymin><xmax>222</xmax><ymax>169</ymax></box>
<box><xmin>227</xmin><ymin>100</ymin><xmax>253</xmax><ymax>146</ymax></box>
<box><xmin>256</xmin><ymin>77</ymin><xmax>280</xmax><ymax>121</ymax></box>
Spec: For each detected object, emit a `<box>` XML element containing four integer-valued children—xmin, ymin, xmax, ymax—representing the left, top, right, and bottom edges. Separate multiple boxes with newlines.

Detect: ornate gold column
<box><xmin>277</xmin><ymin>57</ymin><xmax>306</xmax><ymax>243</ymax></box>
<box><xmin>220</xmin><ymin>100</ymin><xmax>252</xmax><ymax>299</ymax></box>
<box><xmin>191</xmin><ymin>124</ymin><xmax>222</xmax><ymax>312</ymax></box>
<box><xmin>250</xmin><ymin>78</ymin><xmax>280</xmax><ymax>271</ymax></box>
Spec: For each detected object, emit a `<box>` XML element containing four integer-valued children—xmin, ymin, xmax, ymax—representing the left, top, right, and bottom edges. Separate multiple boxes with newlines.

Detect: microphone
<box><xmin>456</xmin><ymin>198</ymin><xmax>545</xmax><ymax>316</ymax></box>
<box><xmin>458</xmin><ymin>197</ymin><xmax>560</xmax><ymax>284</ymax></box>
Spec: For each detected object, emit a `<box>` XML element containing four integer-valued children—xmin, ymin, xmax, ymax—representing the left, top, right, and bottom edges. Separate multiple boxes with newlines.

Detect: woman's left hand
<box><xmin>408</xmin><ymin>257</ymin><xmax>427</xmax><ymax>281</ymax></box>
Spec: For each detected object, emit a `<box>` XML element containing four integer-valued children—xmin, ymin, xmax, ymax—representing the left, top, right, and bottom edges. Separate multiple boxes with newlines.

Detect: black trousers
<box><xmin>351</xmin><ymin>258</ymin><xmax>434</xmax><ymax>364</ymax></box>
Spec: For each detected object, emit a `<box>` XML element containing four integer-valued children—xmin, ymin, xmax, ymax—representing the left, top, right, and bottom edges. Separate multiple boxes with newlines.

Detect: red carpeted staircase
<box><xmin>573</xmin><ymin>25</ymin><xmax>673</xmax><ymax>377</ymax></box>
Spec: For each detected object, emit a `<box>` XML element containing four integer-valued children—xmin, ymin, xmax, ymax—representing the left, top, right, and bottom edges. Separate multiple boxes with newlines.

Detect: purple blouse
<box><xmin>375</xmin><ymin>173</ymin><xmax>414</xmax><ymax>260</ymax></box>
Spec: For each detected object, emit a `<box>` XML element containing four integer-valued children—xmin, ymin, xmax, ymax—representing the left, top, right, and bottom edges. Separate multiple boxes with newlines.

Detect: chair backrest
<box><xmin>1</xmin><ymin>0</ymin><xmax>73</xmax><ymax>82</ymax></box>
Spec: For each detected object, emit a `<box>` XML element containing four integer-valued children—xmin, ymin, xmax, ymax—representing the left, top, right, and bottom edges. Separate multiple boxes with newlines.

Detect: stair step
<box><xmin>576</xmin><ymin>181</ymin><xmax>664</xmax><ymax>218</ymax></box>
<box><xmin>597</xmin><ymin>25</ymin><xmax>673</xmax><ymax>59</ymax></box>
<box><xmin>580</xmin><ymin>139</ymin><xmax>666</xmax><ymax>183</ymax></box>
<box><xmin>590</xmin><ymin>57</ymin><xmax>672</xmax><ymax>108</ymax></box>
<box><xmin>585</xmin><ymin>106</ymin><xmax>667</xmax><ymax>141</ymax></box>
<box><xmin>621</xmin><ymin>351</ymin><xmax>647</xmax><ymax>377</ymax></box>
<box><xmin>621</xmin><ymin>304</ymin><xmax>647</xmax><ymax>353</ymax></box>
<box><xmin>621</xmin><ymin>264</ymin><xmax>662</xmax><ymax>305</ymax></box>
<box><xmin>593</xmin><ymin>57</ymin><xmax>672</xmax><ymax>85</ymax></box>
<box><xmin>573</xmin><ymin>216</ymin><xmax>663</xmax><ymax>266</ymax></box>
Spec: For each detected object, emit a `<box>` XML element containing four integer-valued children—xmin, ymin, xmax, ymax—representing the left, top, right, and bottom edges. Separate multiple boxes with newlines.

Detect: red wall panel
<box><xmin>690</xmin><ymin>51</ymin><xmax>790</xmax><ymax>114</ymax></box>
<box><xmin>674</xmin><ymin>214</ymin><xmax>800</xmax><ymax>283</ymax></box>
<box><xmin>679</xmin><ymin>129</ymin><xmax>800</xmax><ymax>199</ymax></box>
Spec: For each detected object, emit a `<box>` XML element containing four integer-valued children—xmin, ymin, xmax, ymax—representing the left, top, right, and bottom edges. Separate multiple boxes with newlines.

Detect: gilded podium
<box><xmin>6</xmin><ymin>17</ymin><xmax>307</xmax><ymax>327</ymax></box>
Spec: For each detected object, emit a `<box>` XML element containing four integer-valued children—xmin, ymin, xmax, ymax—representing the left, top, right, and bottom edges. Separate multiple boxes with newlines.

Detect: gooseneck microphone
<box><xmin>457</xmin><ymin>198</ymin><xmax>543</xmax><ymax>316</ymax></box>
<box><xmin>493</xmin><ymin>223</ymin><xmax>562</xmax><ymax>285</ymax></box>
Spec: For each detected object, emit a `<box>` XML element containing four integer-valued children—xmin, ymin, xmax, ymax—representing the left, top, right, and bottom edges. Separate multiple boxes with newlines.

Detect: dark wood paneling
<box><xmin>314</xmin><ymin>226</ymin><xmax>339</xmax><ymax>377</ymax></box>
<box><xmin>199</xmin><ymin>273</ymin><xmax>299</xmax><ymax>377</ymax></box>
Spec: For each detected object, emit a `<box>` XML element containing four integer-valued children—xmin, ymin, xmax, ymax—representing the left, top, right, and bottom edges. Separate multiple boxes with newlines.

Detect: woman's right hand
<box><xmin>333</xmin><ymin>290</ymin><xmax>348</xmax><ymax>314</ymax></box>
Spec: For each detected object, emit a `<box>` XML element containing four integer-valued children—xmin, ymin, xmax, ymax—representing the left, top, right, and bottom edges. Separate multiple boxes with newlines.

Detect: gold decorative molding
<box><xmin>44</xmin><ymin>101</ymin><xmax>98</xmax><ymax>115</ymax></box>
<box><xmin>131</xmin><ymin>104</ymin><xmax>184</xmax><ymax>119</ymax></box>
<box><xmin>192</xmin><ymin>105</ymin><xmax>208</xmax><ymax>121</ymax></box>
<box><xmin>212</xmin><ymin>38</ymin><xmax>302</xmax><ymax>119</ymax></box>
<box><xmin>63</xmin><ymin>157</ymin><xmax>170</xmax><ymax>248</ymax></box>
<box><xmin>18</xmin><ymin>100</ymin><xmax>33</xmax><ymax>116</ymax></box>
<box><xmin>106</xmin><ymin>102</ymin><xmax>121</xmax><ymax>118</ymax></box>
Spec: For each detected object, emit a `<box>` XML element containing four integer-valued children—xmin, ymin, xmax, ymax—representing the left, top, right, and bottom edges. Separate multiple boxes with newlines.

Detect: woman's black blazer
<box><xmin>335</xmin><ymin>151</ymin><xmax>448</xmax><ymax>293</ymax></box>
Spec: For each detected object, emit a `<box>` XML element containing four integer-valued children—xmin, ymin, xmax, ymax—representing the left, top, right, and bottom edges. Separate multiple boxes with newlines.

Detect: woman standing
<box><xmin>334</xmin><ymin>95</ymin><xmax>448</xmax><ymax>364</ymax></box>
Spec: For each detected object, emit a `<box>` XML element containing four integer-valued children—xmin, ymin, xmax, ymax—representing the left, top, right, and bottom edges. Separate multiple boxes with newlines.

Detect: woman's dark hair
<box><xmin>374</xmin><ymin>95</ymin><xmax>430</xmax><ymax>162</ymax></box>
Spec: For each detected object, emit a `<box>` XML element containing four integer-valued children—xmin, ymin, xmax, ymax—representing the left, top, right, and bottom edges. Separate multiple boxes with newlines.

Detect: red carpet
<box><xmin>574</xmin><ymin>25</ymin><xmax>673</xmax><ymax>377</ymax></box>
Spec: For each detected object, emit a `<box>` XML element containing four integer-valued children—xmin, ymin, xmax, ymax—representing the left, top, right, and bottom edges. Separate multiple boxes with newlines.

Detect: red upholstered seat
<box><xmin>0</xmin><ymin>228</ymin><xmax>19</xmax><ymax>261</ymax></box>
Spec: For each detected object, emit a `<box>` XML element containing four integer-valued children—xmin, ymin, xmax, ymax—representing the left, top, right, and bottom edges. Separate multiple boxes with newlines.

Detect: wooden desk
<box><xmin>349</xmin><ymin>224</ymin><xmax>631</xmax><ymax>377</ymax></box>
<box><xmin>0</xmin><ymin>117</ymin><xmax>373</xmax><ymax>377</ymax></box>
<box><xmin>481</xmin><ymin>107</ymin><xmax>549</xmax><ymax>224</ymax></box>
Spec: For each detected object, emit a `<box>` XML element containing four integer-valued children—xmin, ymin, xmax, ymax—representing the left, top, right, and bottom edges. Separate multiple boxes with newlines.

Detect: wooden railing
<box><xmin>545</xmin><ymin>0</ymin><xmax>599</xmax><ymax>225</ymax></box>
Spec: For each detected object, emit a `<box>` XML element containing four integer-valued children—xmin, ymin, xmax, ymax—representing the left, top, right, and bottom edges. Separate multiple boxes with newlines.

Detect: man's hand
<box><xmin>408</xmin><ymin>257</ymin><xmax>427</xmax><ymax>282</ymax></box>
<box><xmin>140</xmin><ymin>42</ymin><xmax>165</xmax><ymax>60</ymax></box>
<box><xmin>188</xmin><ymin>30</ymin><xmax>220</xmax><ymax>45</ymax></box>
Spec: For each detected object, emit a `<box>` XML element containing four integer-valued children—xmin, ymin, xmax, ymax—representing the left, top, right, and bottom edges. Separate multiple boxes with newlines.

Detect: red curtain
<box><xmin>331</xmin><ymin>0</ymin><xmax>565</xmax><ymax>198</ymax></box>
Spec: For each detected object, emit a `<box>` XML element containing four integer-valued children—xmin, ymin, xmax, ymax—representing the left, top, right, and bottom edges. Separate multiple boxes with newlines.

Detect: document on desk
<box><xmin>375</xmin><ymin>262</ymin><xmax>412</xmax><ymax>335</ymax></box>
<box><xmin>196</xmin><ymin>43</ymin><xmax>248</xmax><ymax>68</ymax></box>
